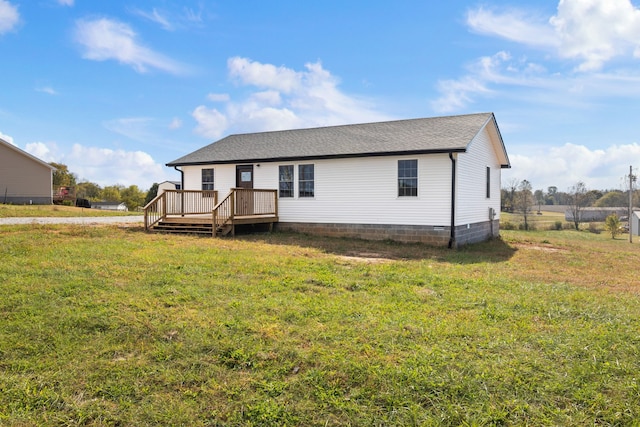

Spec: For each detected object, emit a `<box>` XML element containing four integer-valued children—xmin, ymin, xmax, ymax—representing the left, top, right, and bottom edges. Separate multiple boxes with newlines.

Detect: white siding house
<box><xmin>167</xmin><ymin>113</ymin><xmax>510</xmax><ymax>247</ymax></box>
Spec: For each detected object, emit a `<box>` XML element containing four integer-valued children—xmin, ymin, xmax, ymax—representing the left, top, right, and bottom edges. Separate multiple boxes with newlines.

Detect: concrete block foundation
<box><xmin>275</xmin><ymin>219</ymin><xmax>500</xmax><ymax>248</ymax></box>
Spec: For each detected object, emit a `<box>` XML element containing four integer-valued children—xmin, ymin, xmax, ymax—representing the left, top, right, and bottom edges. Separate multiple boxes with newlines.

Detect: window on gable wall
<box><xmin>299</xmin><ymin>164</ymin><xmax>314</xmax><ymax>197</ymax></box>
<box><xmin>398</xmin><ymin>159</ymin><xmax>418</xmax><ymax>197</ymax></box>
<box><xmin>202</xmin><ymin>168</ymin><xmax>214</xmax><ymax>196</ymax></box>
<box><xmin>486</xmin><ymin>167</ymin><xmax>491</xmax><ymax>198</ymax></box>
<box><xmin>279</xmin><ymin>165</ymin><xmax>294</xmax><ymax>198</ymax></box>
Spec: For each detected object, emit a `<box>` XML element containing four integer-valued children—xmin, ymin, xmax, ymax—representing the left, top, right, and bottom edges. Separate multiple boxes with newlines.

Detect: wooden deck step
<box><xmin>149</xmin><ymin>213</ymin><xmax>278</xmax><ymax>236</ymax></box>
<box><xmin>152</xmin><ymin>221</ymin><xmax>213</xmax><ymax>235</ymax></box>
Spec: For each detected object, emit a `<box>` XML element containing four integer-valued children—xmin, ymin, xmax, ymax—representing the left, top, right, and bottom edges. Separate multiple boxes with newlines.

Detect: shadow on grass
<box><xmin>128</xmin><ymin>223</ymin><xmax>517</xmax><ymax>264</ymax></box>
<box><xmin>236</xmin><ymin>228</ymin><xmax>517</xmax><ymax>264</ymax></box>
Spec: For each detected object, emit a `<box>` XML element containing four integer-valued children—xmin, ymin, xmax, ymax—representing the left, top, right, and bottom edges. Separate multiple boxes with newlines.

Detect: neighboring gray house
<box><xmin>0</xmin><ymin>137</ymin><xmax>55</xmax><ymax>204</ymax></box>
<box><xmin>166</xmin><ymin>113</ymin><xmax>511</xmax><ymax>247</ymax></box>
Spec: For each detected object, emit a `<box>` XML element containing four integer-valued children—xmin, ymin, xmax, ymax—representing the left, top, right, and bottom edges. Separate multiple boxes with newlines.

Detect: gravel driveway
<box><xmin>0</xmin><ymin>216</ymin><xmax>144</xmax><ymax>225</ymax></box>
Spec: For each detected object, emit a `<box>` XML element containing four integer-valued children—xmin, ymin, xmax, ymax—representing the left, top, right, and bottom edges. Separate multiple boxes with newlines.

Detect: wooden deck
<box><xmin>143</xmin><ymin>189</ymin><xmax>278</xmax><ymax>236</ymax></box>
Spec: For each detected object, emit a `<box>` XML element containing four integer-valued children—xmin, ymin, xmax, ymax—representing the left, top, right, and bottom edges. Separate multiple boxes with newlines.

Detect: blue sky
<box><xmin>1</xmin><ymin>0</ymin><xmax>640</xmax><ymax>192</ymax></box>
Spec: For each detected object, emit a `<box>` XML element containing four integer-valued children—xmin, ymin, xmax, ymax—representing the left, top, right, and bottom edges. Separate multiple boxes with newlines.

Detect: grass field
<box><xmin>500</xmin><ymin>210</ymin><xmax>570</xmax><ymax>230</ymax></box>
<box><xmin>0</xmin><ymin>204</ymin><xmax>140</xmax><ymax>218</ymax></box>
<box><xmin>1</xmin><ymin>222</ymin><xmax>639</xmax><ymax>425</ymax></box>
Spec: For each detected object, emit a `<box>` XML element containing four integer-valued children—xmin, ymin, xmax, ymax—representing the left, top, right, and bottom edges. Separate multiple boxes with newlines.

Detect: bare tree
<box><xmin>502</xmin><ymin>178</ymin><xmax>519</xmax><ymax>212</ymax></box>
<box><xmin>567</xmin><ymin>181</ymin><xmax>589</xmax><ymax>230</ymax></box>
<box><xmin>516</xmin><ymin>179</ymin><xmax>533</xmax><ymax>230</ymax></box>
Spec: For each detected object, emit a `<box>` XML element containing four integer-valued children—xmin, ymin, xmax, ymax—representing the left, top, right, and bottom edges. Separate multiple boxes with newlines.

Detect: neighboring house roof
<box><xmin>167</xmin><ymin>112</ymin><xmax>510</xmax><ymax>168</ymax></box>
<box><xmin>0</xmin><ymin>137</ymin><xmax>56</xmax><ymax>171</ymax></box>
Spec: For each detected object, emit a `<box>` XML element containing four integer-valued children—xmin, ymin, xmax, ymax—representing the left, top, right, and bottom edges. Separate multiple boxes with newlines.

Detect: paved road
<box><xmin>0</xmin><ymin>216</ymin><xmax>144</xmax><ymax>225</ymax></box>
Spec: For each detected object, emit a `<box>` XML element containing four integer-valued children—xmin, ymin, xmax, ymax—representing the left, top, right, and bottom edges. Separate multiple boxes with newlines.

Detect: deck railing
<box><xmin>213</xmin><ymin>188</ymin><xmax>278</xmax><ymax>237</ymax></box>
<box><xmin>234</xmin><ymin>188</ymin><xmax>278</xmax><ymax>216</ymax></box>
<box><xmin>144</xmin><ymin>189</ymin><xmax>218</xmax><ymax>230</ymax></box>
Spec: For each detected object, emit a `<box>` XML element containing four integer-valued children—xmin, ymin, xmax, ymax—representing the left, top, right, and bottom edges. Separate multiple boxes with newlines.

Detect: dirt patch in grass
<box><xmin>336</xmin><ymin>251</ymin><xmax>396</xmax><ymax>263</ymax></box>
<box><xmin>512</xmin><ymin>242</ymin><xmax>568</xmax><ymax>253</ymax></box>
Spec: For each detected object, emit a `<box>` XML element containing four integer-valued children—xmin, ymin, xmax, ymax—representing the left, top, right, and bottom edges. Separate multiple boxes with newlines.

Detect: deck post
<box><xmin>230</xmin><ymin>191</ymin><xmax>235</xmax><ymax>238</ymax></box>
<box><xmin>273</xmin><ymin>189</ymin><xmax>278</xmax><ymax>217</ymax></box>
<box><xmin>162</xmin><ymin>192</ymin><xmax>167</xmax><ymax>222</ymax></box>
<box><xmin>212</xmin><ymin>209</ymin><xmax>217</xmax><ymax>237</ymax></box>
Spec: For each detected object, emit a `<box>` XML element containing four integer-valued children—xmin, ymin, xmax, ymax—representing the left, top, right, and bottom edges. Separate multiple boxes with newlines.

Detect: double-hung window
<box><xmin>398</xmin><ymin>160</ymin><xmax>418</xmax><ymax>197</ymax></box>
<box><xmin>279</xmin><ymin>165</ymin><xmax>294</xmax><ymax>198</ymax></box>
<box><xmin>298</xmin><ymin>164</ymin><xmax>314</xmax><ymax>198</ymax></box>
<box><xmin>202</xmin><ymin>168</ymin><xmax>214</xmax><ymax>192</ymax></box>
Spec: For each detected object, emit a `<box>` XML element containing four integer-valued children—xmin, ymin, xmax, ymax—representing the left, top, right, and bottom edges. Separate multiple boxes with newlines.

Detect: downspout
<box><xmin>448</xmin><ymin>152</ymin><xmax>456</xmax><ymax>249</ymax></box>
<box><xmin>174</xmin><ymin>166</ymin><xmax>184</xmax><ymax>216</ymax></box>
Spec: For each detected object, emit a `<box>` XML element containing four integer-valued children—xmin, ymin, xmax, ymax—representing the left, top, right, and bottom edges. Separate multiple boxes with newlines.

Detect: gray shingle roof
<box><xmin>167</xmin><ymin>112</ymin><xmax>506</xmax><ymax>166</ymax></box>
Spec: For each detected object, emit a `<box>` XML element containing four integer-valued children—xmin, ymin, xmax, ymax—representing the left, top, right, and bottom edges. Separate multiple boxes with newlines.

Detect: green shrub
<box><xmin>518</xmin><ymin>222</ymin><xmax>536</xmax><ymax>231</ymax></box>
<box><xmin>501</xmin><ymin>221</ymin><xmax>515</xmax><ymax>230</ymax></box>
<box><xmin>604</xmin><ymin>214</ymin><xmax>622</xmax><ymax>239</ymax></box>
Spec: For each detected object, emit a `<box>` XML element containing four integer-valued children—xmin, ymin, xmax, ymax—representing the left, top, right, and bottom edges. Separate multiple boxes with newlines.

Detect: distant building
<box><xmin>631</xmin><ymin>211</ymin><xmax>640</xmax><ymax>236</ymax></box>
<box><xmin>0</xmin><ymin>137</ymin><xmax>55</xmax><ymax>204</ymax></box>
<box><xmin>157</xmin><ymin>180</ymin><xmax>181</xmax><ymax>195</ymax></box>
<box><xmin>91</xmin><ymin>201</ymin><xmax>128</xmax><ymax>211</ymax></box>
<box><xmin>565</xmin><ymin>207</ymin><xmax>627</xmax><ymax>222</ymax></box>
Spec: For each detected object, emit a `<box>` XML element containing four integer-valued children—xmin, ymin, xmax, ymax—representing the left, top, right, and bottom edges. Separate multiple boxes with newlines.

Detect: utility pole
<box><xmin>630</xmin><ymin>166</ymin><xmax>636</xmax><ymax>243</ymax></box>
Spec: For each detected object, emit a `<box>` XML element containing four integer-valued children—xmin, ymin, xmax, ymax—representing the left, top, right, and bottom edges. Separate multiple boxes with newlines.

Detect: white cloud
<box><xmin>467</xmin><ymin>0</ymin><xmax>640</xmax><ymax>72</ymax></box>
<box><xmin>192</xmin><ymin>106</ymin><xmax>228</xmax><ymax>139</ymax></box>
<box><xmin>431</xmin><ymin>75</ymin><xmax>491</xmax><ymax>113</ymax></box>
<box><xmin>551</xmin><ymin>0</ymin><xmax>640</xmax><ymax>71</ymax></box>
<box><xmin>183</xmin><ymin>6</ymin><xmax>203</xmax><ymax>23</ymax></box>
<box><xmin>228</xmin><ymin>57</ymin><xmax>302</xmax><ymax>94</ymax></box>
<box><xmin>57</xmin><ymin>0</ymin><xmax>74</xmax><ymax>6</ymax></box>
<box><xmin>504</xmin><ymin>142</ymin><xmax>640</xmax><ymax>191</ymax></box>
<box><xmin>131</xmin><ymin>7</ymin><xmax>174</xmax><ymax>31</ymax></box>
<box><xmin>36</xmin><ymin>86</ymin><xmax>58</xmax><ymax>95</ymax></box>
<box><xmin>430</xmin><ymin>47</ymin><xmax>640</xmax><ymax>113</ymax></box>
<box><xmin>24</xmin><ymin>140</ymin><xmax>170</xmax><ymax>189</ymax></box>
<box><xmin>467</xmin><ymin>6</ymin><xmax>558</xmax><ymax>49</ymax></box>
<box><xmin>207</xmin><ymin>93</ymin><xmax>230</xmax><ymax>102</ymax></box>
<box><xmin>67</xmin><ymin>144</ymin><xmax>167</xmax><ymax>188</ymax></box>
<box><xmin>74</xmin><ymin>17</ymin><xmax>188</xmax><ymax>74</ymax></box>
<box><xmin>168</xmin><ymin>117</ymin><xmax>182</xmax><ymax>130</ymax></box>
<box><xmin>431</xmin><ymin>51</ymin><xmax>554</xmax><ymax>112</ymax></box>
<box><xmin>0</xmin><ymin>0</ymin><xmax>19</xmax><ymax>35</ymax></box>
<box><xmin>193</xmin><ymin>57</ymin><xmax>392</xmax><ymax>139</ymax></box>
<box><xmin>0</xmin><ymin>130</ymin><xmax>14</xmax><ymax>145</ymax></box>
<box><xmin>25</xmin><ymin>142</ymin><xmax>56</xmax><ymax>161</ymax></box>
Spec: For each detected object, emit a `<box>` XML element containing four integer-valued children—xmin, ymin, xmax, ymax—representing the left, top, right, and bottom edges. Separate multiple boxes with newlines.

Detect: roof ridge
<box><xmin>222</xmin><ymin>112</ymin><xmax>493</xmax><ymax>139</ymax></box>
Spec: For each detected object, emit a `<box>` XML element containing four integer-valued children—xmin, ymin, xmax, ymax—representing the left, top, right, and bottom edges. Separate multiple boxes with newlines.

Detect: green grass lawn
<box><xmin>1</xmin><ymin>224</ymin><xmax>639</xmax><ymax>425</ymax></box>
<box><xmin>0</xmin><ymin>204</ymin><xmax>141</xmax><ymax>217</ymax></box>
<box><xmin>500</xmin><ymin>210</ymin><xmax>569</xmax><ymax>230</ymax></box>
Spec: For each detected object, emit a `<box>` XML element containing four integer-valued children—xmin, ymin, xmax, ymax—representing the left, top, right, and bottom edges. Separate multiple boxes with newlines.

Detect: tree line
<box><xmin>501</xmin><ymin>179</ymin><xmax>635</xmax><ymax>211</ymax></box>
<box><xmin>51</xmin><ymin>162</ymin><xmax>158</xmax><ymax>211</ymax></box>
<box><xmin>502</xmin><ymin>177</ymin><xmax>636</xmax><ymax>235</ymax></box>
